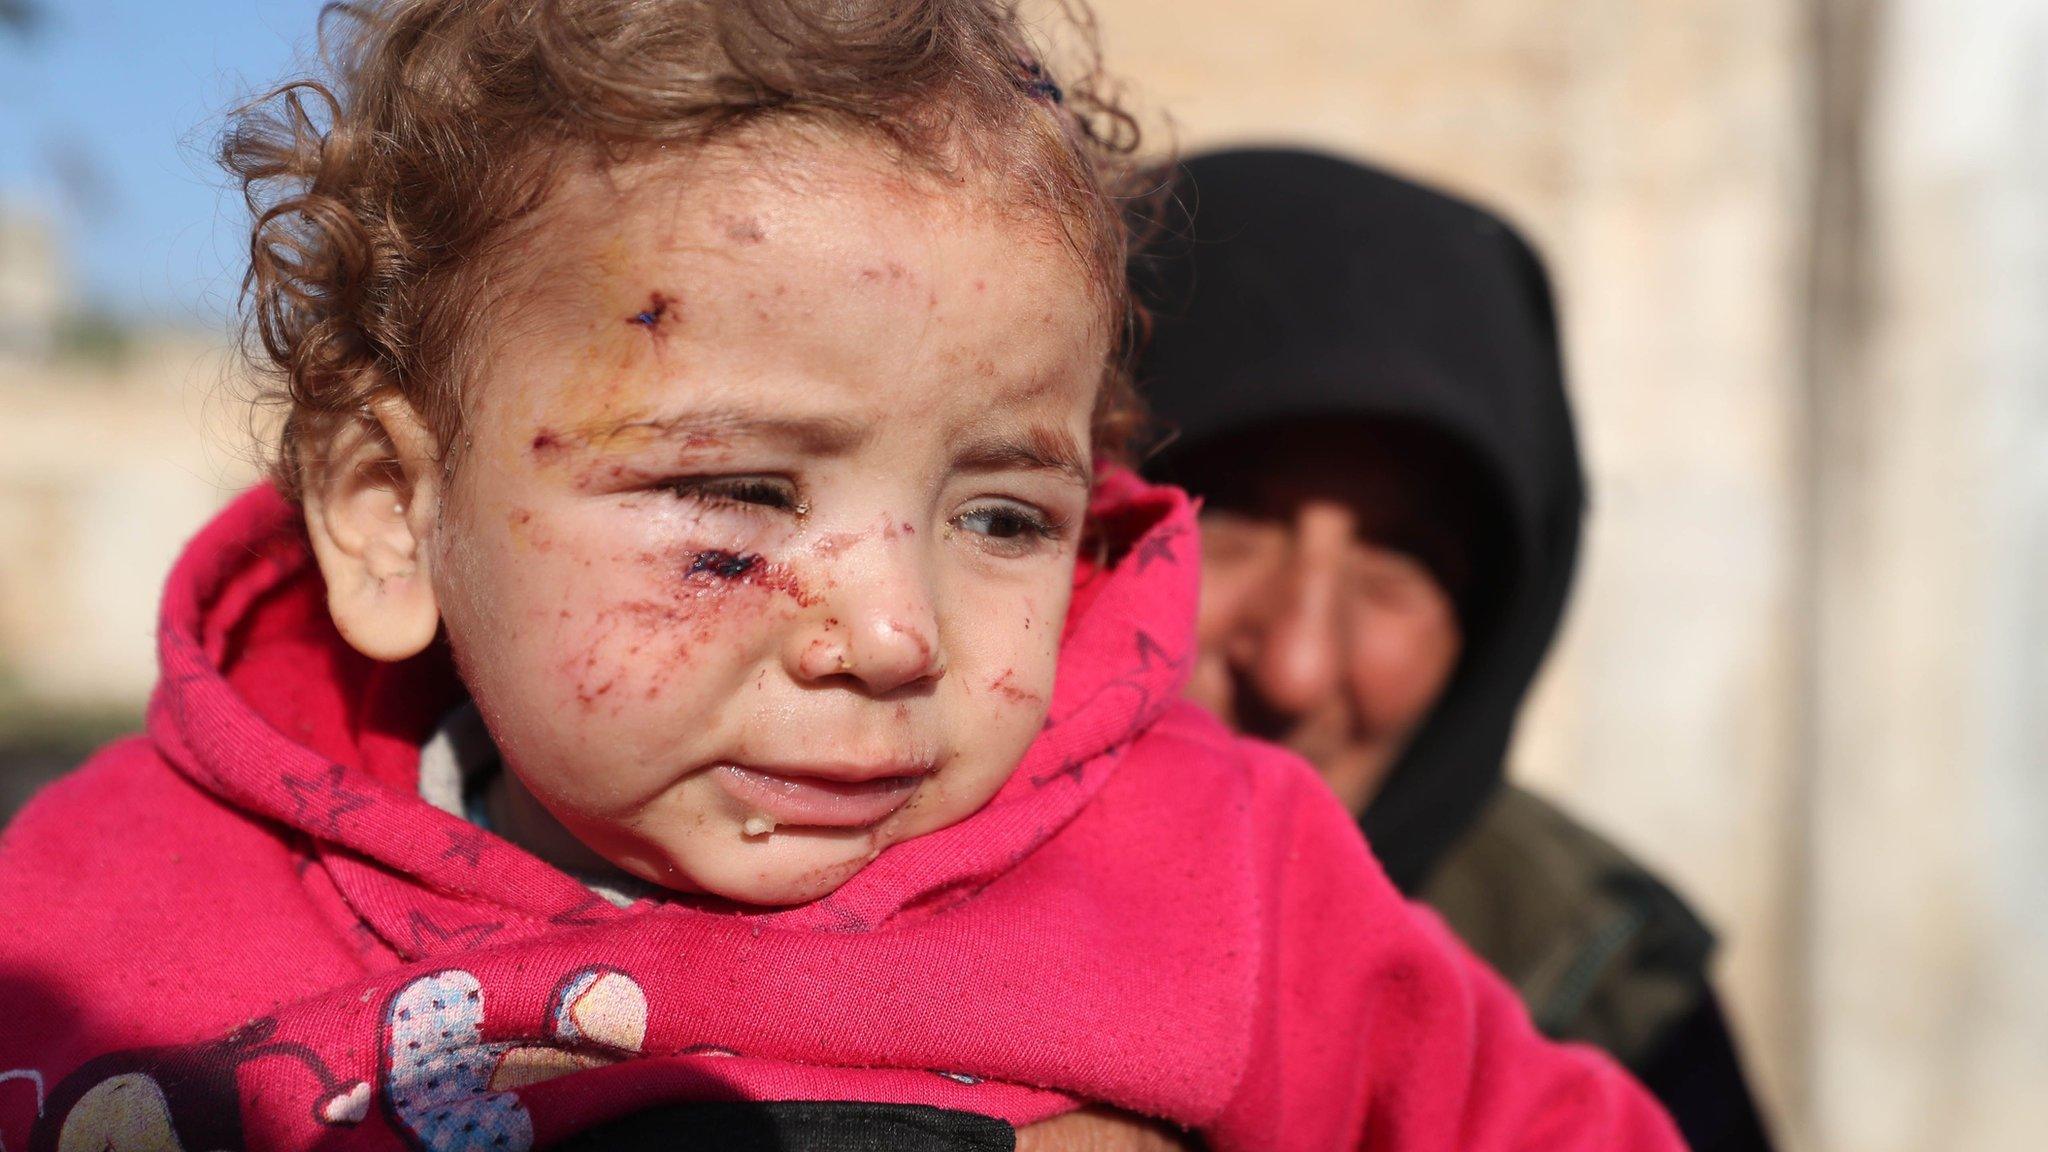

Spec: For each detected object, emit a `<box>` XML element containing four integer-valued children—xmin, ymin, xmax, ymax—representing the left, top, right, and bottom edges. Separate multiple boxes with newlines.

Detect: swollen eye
<box><xmin>721</xmin><ymin>480</ymin><xmax>793</xmax><ymax>508</ymax></box>
<box><xmin>669</xmin><ymin>477</ymin><xmax>797</xmax><ymax>510</ymax></box>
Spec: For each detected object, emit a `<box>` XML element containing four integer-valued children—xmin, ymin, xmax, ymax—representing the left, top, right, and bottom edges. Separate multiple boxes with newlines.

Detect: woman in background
<box><xmin>1136</xmin><ymin>147</ymin><xmax>1776</xmax><ymax>1152</ymax></box>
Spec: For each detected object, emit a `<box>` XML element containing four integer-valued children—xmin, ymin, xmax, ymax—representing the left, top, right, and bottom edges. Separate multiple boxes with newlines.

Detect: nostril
<box><xmin>794</xmin><ymin>617</ymin><xmax>852</xmax><ymax>682</ymax></box>
<box><xmin>793</xmin><ymin>614</ymin><xmax>942</xmax><ymax>690</ymax></box>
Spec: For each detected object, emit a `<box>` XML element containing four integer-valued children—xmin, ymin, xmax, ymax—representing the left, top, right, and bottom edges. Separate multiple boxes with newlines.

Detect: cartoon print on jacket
<box><xmin>4</xmin><ymin>966</ymin><xmax>648</xmax><ymax>1152</ymax></box>
<box><xmin>16</xmin><ymin>1017</ymin><xmax>368</xmax><ymax>1152</ymax></box>
<box><xmin>383</xmin><ymin>966</ymin><xmax>649</xmax><ymax>1152</ymax></box>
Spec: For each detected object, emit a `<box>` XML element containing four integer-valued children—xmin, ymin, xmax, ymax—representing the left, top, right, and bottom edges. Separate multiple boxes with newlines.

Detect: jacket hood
<box><xmin>143</xmin><ymin>470</ymin><xmax>1199</xmax><ymax>942</ymax></box>
<box><xmin>1134</xmin><ymin>147</ymin><xmax>1586</xmax><ymax>893</ymax></box>
<box><xmin>8</xmin><ymin>461</ymin><xmax>1684</xmax><ymax>1149</ymax></box>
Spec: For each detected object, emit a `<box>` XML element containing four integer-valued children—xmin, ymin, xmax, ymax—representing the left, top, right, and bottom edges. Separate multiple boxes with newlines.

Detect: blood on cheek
<box><xmin>556</xmin><ymin>544</ymin><xmax>820</xmax><ymax>713</ymax></box>
<box><xmin>986</xmin><ymin>668</ymin><xmax>1044</xmax><ymax>708</ymax></box>
<box><xmin>687</xmin><ymin>549</ymin><xmax>759</xmax><ymax>579</ymax></box>
<box><xmin>679</xmin><ymin>549</ymin><xmax>817</xmax><ymax>605</ymax></box>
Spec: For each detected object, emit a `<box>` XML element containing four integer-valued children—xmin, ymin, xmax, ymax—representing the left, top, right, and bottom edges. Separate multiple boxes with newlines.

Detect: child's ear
<box><xmin>302</xmin><ymin>394</ymin><xmax>446</xmax><ymax>662</ymax></box>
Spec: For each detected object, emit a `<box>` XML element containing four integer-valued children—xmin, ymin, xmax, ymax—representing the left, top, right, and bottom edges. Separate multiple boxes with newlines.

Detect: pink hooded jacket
<box><xmin>0</xmin><ymin>473</ymin><xmax>1683</xmax><ymax>1151</ymax></box>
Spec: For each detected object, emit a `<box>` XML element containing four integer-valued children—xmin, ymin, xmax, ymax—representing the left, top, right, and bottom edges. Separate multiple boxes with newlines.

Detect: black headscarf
<box><xmin>1134</xmin><ymin>148</ymin><xmax>1586</xmax><ymax>895</ymax></box>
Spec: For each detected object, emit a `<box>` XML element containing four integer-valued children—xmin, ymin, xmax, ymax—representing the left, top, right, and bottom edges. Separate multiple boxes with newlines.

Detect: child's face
<box><xmin>427</xmin><ymin>143</ymin><xmax>1105</xmax><ymax>905</ymax></box>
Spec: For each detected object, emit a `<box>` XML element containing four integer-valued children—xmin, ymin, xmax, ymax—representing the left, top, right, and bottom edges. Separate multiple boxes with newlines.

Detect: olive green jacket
<box><xmin>1421</xmin><ymin>787</ymin><xmax>1717</xmax><ymax>1071</ymax></box>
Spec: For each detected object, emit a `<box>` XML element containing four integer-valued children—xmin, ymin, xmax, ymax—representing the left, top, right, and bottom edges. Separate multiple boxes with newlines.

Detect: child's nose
<box><xmin>788</xmin><ymin>539</ymin><xmax>946</xmax><ymax>696</ymax></box>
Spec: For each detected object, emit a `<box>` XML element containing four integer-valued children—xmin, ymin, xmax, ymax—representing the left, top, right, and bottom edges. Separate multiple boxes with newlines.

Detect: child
<box><xmin>0</xmin><ymin>2</ymin><xmax>1685</xmax><ymax>1150</ymax></box>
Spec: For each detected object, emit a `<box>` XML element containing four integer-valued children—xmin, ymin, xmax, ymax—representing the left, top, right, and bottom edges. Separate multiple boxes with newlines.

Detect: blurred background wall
<box><xmin>1</xmin><ymin>2</ymin><xmax>2043</xmax><ymax>1150</ymax></box>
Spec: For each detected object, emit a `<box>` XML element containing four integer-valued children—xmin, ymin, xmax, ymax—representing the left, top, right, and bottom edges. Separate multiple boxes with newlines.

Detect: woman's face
<box><xmin>1180</xmin><ymin>424</ymin><xmax>1471</xmax><ymax>812</ymax></box>
<box><xmin>424</xmin><ymin>141</ymin><xmax>1106</xmax><ymax>905</ymax></box>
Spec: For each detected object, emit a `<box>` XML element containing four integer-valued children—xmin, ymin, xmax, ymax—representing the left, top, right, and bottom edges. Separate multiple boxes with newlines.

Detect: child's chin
<box><xmin>668</xmin><ymin>833</ymin><xmax>877</xmax><ymax>908</ymax></box>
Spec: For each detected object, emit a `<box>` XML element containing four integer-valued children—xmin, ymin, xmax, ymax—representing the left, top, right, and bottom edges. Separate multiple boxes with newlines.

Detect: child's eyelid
<box><xmin>958</xmin><ymin>497</ymin><xmax>1069</xmax><ymax>539</ymax></box>
<box><xmin>664</xmin><ymin>475</ymin><xmax>798</xmax><ymax>509</ymax></box>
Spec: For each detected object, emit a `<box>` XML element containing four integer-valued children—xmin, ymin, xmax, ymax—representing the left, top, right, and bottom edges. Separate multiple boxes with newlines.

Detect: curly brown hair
<box><xmin>223</xmin><ymin>0</ymin><xmax>1152</xmax><ymax>497</ymax></box>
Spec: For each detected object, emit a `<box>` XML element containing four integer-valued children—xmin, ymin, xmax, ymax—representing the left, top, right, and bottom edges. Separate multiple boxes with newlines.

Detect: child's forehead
<box><xmin>489</xmin><ymin>140</ymin><xmax>1098</xmax><ymax>335</ymax></box>
<box><xmin>542</xmin><ymin>135</ymin><xmax>1033</xmax><ymax>256</ymax></box>
<box><xmin>518</xmin><ymin>156</ymin><xmax>1096</xmax><ymax>325</ymax></box>
<box><xmin>474</xmin><ymin>140</ymin><xmax>1109</xmax><ymax>442</ymax></box>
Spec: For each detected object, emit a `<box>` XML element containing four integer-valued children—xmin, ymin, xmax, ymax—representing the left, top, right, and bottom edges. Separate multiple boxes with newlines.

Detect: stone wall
<box><xmin>0</xmin><ymin>336</ymin><xmax>258</xmax><ymax>706</ymax></box>
<box><xmin>1803</xmin><ymin>2</ymin><xmax>2048</xmax><ymax>1149</ymax></box>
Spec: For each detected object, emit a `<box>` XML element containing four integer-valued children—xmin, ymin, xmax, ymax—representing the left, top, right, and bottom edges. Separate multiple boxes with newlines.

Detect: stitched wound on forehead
<box><xmin>627</xmin><ymin>292</ymin><xmax>676</xmax><ymax>331</ymax></box>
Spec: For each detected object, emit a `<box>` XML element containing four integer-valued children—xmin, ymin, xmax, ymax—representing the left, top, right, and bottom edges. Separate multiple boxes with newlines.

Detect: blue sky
<box><xmin>1</xmin><ymin>1</ymin><xmax>322</xmax><ymax>328</ymax></box>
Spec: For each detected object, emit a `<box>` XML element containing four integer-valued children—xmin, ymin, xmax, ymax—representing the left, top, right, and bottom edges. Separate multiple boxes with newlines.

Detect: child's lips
<box><xmin>715</xmin><ymin>763</ymin><xmax>927</xmax><ymax>829</ymax></box>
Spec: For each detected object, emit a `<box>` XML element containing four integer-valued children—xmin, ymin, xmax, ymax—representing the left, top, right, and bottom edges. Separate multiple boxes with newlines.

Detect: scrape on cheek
<box><xmin>688</xmin><ymin>549</ymin><xmax>761</xmax><ymax>579</ymax></box>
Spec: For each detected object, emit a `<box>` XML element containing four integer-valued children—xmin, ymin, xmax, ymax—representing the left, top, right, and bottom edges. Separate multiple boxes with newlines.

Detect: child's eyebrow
<box><xmin>565</xmin><ymin>409</ymin><xmax>872</xmax><ymax>455</ymax></box>
<box><xmin>953</xmin><ymin>426</ymin><xmax>1090</xmax><ymax>486</ymax></box>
